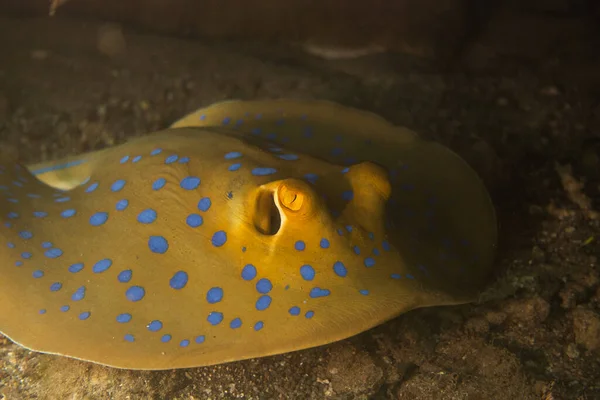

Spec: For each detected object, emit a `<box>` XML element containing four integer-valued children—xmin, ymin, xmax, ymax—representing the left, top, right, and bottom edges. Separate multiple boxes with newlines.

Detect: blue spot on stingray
<box><xmin>55</xmin><ymin>197</ymin><xmax>70</xmax><ymax>203</ymax></box>
<box><xmin>152</xmin><ymin>178</ymin><xmax>166</xmax><ymax>190</ymax></box>
<box><xmin>120</xmin><ymin>155</ymin><xmax>130</xmax><ymax>163</ymax></box>
<box><xmin>161</xmin><ymin>334</ymin><xmax>172</xmax><ymax>343</ymax></box>
<box><xmin>406</xmin><ymin>274</ymin><xmax>415</xmax><ymax>279</ymax></box>
<box><xmin>300</xmin><ymin>265</ymin><xmax>315</xmax><ymax>281</ymax></box>
<box><xmin>61</xmin><ymin>209</ymin><xmax>76</xmax><ymax>218</ymax></box>
<box><xmin>305</xmin><ymin>311</ymin><xmax>315</xmax><ymax>319</ymax></box>
<box><xmin>206</xmin><ymin>287</ymin><xmax>224</xmax><ymax>303</ymax></box>
<box><xmin>72</xmin><ymin>286</ymin><xmax>86</xmax><ymax>301</ymax></box>
<box><xmin>39</xmin><ymin>309</ymin><xmax>46</xmax><ymax>315</ymax></box>
<box><xmin>251</xmin><ymin>128</ymin><xmax>261</xmax><ymax>135</ymax></box>
<box><xmin>333</xmin><ymin>261</ymin><xmax>347</xmax><ymax>277</ymax></box>
<box><xmin>45</xmin><ymin>248</ymin><xmax>63</xmax><ymax>258</ymax></box>
<box><xmin>89</xmin><ymin>212</ymin><xmax>108</xmax><ymax>226</ymax></box>
<box><xmin>341</xmin><ymin>167</ymin><xmax>350</xmax><ymax>174</ymax></box>
<box><xmin>33</xmin><ymin>211</ymin><xmax>48</xmax><ymax>218</ymax></box>
<box><xmin>336</xmin><ymin>228</ymin><xmax>344</xmax><ymax>236</ymax></box>
<box><xmin>118</xmin><ymin>269</ymin><xmax>132</xmax><ymax>283</ymax></box>
<box><xmin>230</xmin><ymin>318</ymin><xmax>242</xmax><ymax>329</ymax></box>
<box><xmin>364</xmin><ymin>257</ymin><xmax>376</xmax><ymax>268</ymax></box>
<box><xmin>124</xmin><ymin>334</ymin><xmax>135</xmax><ymax>342</ymax></box>
<box><xmin>79</xmin><ymin>311</ymin><xmax>91</xmax><ymax>320</ymax></box>
<box><xmin>85</xmin><ymin>182</ymin><xmax>99</xmax><ymax>193</ymax></box>
<box><xmin>266</xmin><ymin>133</ymin><xmax>276</xmax><ymax>140</ymax></box>
<box><xmin>180</xmin><ymin>176</ymin><xmax>200</xmax><ymax>190</ymax></box>
<box><xmin>254</xmin><ymin>321</ymin><xmax>264</xmax><ymax>331</ymax></box>
<box><xmin>294</xmin><ymin>240</ymin><xmax>306</xmax><ymax>251</ymax></box>
<box><xmin>390</xmin><ymin>274</ymin><xmax>401</xmax><ymax>279</ymax></box>
<box><xmin>342</xmin><ymin>190</ymin><xmax>354</xmax><ymax>201</ymax></box>
<box><xmin>289</xmin><ymin>306</ymin><xmax>300</xmax><ymax>316</ymax></box>
<box><xmin>199</xmin><ymin>114</ymin><xmax>206</xmax><ymax>120</ymax></box>
<box><xmin>345</xmin><ymin>225</ymin><xmax>353</xmax><ymax>233</ymax></box>
<box><xmin>179</xmin><ymin>156</ymin><xmax>190</xmax><ymax>164</ymax></box>
<box><xmin>197</xmin><ymin>197</ymin><xmax>211</xmax><ymax>212</ymax></box>
<box><xmin>126</xmin><ymin>286</ymin><xmax>145</xmax><ymax>302</ymax></box>
<box><xmin>222</xmin><ymin>117</ymin><xmax>231</xmax><ymax>125</ymax></box>
<box><xmin>150</xmin><ymin>148</ymin><xmax>162</xmax><ymax>156</ymax></box>
<box><xmin>195</xmin><ymin>335</ymin><xmax>206</xmax><ymax>344</ymax></box>
<box><xmin>27</xmin><ymin>193</ymin><xmax>41</xmax><ymax>199</ymax></box>
<box><xmin>353</xmin><ymin>246</ymin><xmax>360</xmax><ymax>255</ymax></box>
<box><xmin>133</xmin><ymin>156</ymin><xmax>142</xmax><ymax>163</ymax></box>
<box><xmin>186</xmin><ymin>214</ymin><xmax>203</xmax><ymax>227</ymax></box>
<box><xmin>256</xmin><ymin>278</ymin><xmax>272</xmax><ymax>294</ymax></box>
<box><xmin>117</xmin><ymin>313</ymin><xmax>132</xmax><ymax>323</ymax></box>
<box><xmin>60</xmin><ymin>305</ymin><xmax>70</xmax><ymax>312</ymax></box>
<box><xmin>211</xmin><ymin>231</ymin><xmax>227</xmax><ymax>247</ymax></box>
<box><xmin>165</xmin><ymin>154</ymin><xmax>178</xmax><ymax>164</ymax></box>
<box><xmin>7</xmin><ymin>242</ymin><xmax>15</xmax><ymax>249</ymax></box>
<box><xmin>7</xmin><ymin>199</ymin><xmax>18</xmax><ymax>204</ymax></box>
<box><xmin>147</xmin><ymin>320</ymin><xmax>163</xmax><ymax>332</ymax></box>
<box><xmin>21</xmin><ymin>252</ymin><xmax>32</xmax><ymax>259</ymax></box>
<box><xmin>309</xmin><ymin>287</ymin><xmax>330</xmax><ymax>298</ymax></box>
<box><xmin>207</xmin><ymin>312</ymin><xmax>223</xmax><ymax>325</ymax></box>
<box><xmin>111</xmin><ymin>179</ymin><xmax>126</xmax><ymax>192</ymax></box>
<box><xmin>32</xmin><ymin>270</ymin><xmax>44</xmax><ymax>278</ymax></box>
<box><xmin>278</xmin><ymin>154</ymin><xmax>299</xmax><ymax>161</ymax></box>
<box><xmin>382</xmin><ymin>241</ymin><xmax>391</xmax><ymax>251</ymax></box>
<box><xmin>224</xmin><ymin>152</ymin><xmax>242</xmax><ymax>159</ymax></box>
<box><xmin>116</xmin><ymin>199</ymin><xmax>128</xmax><ymax>211</ymax></box>
<box><xmin>170</xmin><ymin>271</ymin><xmax>188</xmax><ymax>290</ymax></box>
<box><xmin>148</xmin><ymin>235</ymin><xmax>168</xmax><ymax>253</ymax></box>
<box><xmin>68</xmin><ymin>263</ymin><xmax>84</xmax><ymax>273</ymax></box>
<box><xmin>93</xmin><ymin>258</ymin><xmax>112</xmax><ymax>273</ymax></box>
<box><xmin>255</xmin><ymin>295</ymin><xmax>272</xmax><ymax>311</ymax></box>
<box><xmin>137</xmin><ymin>209</ymin><xmax>157</xmax><ymax>224</ymax></box>
<box><xmin>50</xmin><ymin>282</ymin><xmax>63</xmax><ymax>292</ymax></box>
<box><xmin>42</xmin><ymin>242</ymin><xmax>52</xmax><ymax>248</ymax></box>
<box><xmin>228</xmin><ymin>163</ymin><xmax>241</xmax><ymax>171</ymax></box>
<box><xmin>7</xmin><ymin>212</ymin><xmax>18</xmax><ymax>219</ymax></box>
<box><xmin>19</xmin><ymin>231</ymin><xmax>33</xmax><ymax>240</ymax></box>
<box><xmin>368</xmin><ymin>232</ymin><xmax>375</xmax><ymax>240</ymax></box>
<box><xmin>320</xmin><ymin>238</ymin><xmax>330</xmax><ymax>248</ymax></box>
<box><xmin>359</xmin><ymin>289</ymin><xmax>369</xmax><ymax>295</ymax></box>
<box><xmin>241</xmin><ymin>264</ymin><xmax>257</xmax><ymax>281</ymax></box>
<box><xmin>180</xmin><ymin>339</ymin><xmax>190</xmax><ymax>347</ymax></box>
<box><xmin>251</xmin><ymin>167</ymin><xmax>277</xmax><ymax>176</ymax></box>
<box><xmin>15</xmin><ymin>261</ymin><xmax>23</xmax><ymax>267</ymax></box>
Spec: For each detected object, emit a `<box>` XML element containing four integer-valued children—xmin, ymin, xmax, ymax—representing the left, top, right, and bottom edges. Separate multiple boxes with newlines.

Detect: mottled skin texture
<box><xmin>0</xmin><ymin>100</ymin><xmax>496</xmax><ymax>370</ymax></box>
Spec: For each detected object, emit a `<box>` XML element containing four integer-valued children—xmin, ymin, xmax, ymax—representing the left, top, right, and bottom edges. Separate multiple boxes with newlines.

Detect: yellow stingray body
<box><xmin>0</xmin><ymin>99</ymin><xmax>497</xmax><ymax>370</ymax></box>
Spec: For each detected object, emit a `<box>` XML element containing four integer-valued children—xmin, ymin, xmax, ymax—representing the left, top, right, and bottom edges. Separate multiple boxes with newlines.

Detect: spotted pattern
<box><xmin>0</xmin><ymin>100</ymin><xmax>491</xmax><ymax>372</ymax></box>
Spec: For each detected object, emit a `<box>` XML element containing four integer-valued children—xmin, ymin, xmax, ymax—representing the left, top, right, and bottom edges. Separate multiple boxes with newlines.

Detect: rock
<box><xmin>502</xmin><ymin>296</ymin><xmax>551</xmax><ymax>327</ymax></box>
<box><xmin>325</xmin><ymin>344</ymin><xmax>384</xmax><ymax>397</ymax></box>
<box><xmin>97</xmin><ymin>23</ymin><xmax>127</xmax><ymax>58</ymax></box>
<box><xmin>571</xmin><ymin>307</ymin><xmax>600</xmax><ymax>352</ymax></box>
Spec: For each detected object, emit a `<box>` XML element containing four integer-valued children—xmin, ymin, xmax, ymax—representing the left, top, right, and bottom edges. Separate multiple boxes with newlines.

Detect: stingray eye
<box><xmin>276</xmin><ymin>180</ymin><xmax>316</xmax><ymax>218</ymax></box>
<box><xmin>278</xmin><ymin>185</ymin><xmax>304</xmax><ymax>211</ymax></box>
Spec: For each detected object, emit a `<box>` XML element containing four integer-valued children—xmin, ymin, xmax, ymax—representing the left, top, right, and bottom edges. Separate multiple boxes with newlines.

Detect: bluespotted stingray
<box><xmin>0</xmin><ymin>99</ymin><xmax>497</xmax><ymax>370</ymax></box>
